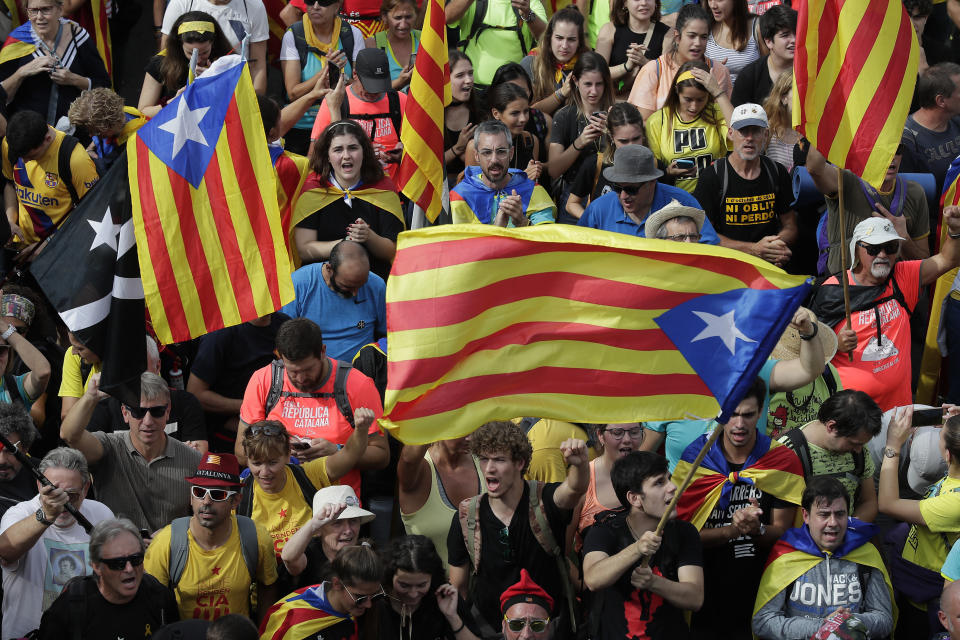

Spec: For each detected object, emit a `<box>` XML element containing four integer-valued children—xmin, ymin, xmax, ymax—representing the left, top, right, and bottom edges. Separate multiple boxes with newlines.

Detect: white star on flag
<box><xmin>87</xmin><ymin>207</ymin><xmax>120</xmax><ymax>252</ymax></box>
<box><xmin>690</xmin><ymin>309</ymin><xmax>756</xmax><ymax>355</ymax></box>
<box><xmin>159</xmin><ymin>98</ymin><xmax>210</xmax><ymax>157</ymax></box>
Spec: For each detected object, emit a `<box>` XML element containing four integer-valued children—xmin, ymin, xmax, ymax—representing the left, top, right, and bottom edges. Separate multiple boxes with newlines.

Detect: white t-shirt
<box><xmin>0</xmin><ymin>496</ymin><xmax>114</xmax><ymax>639</ymax></box>
<box><xmin>278</xmin><ymin>25</ymin><xmax>365</xmax><ymax>64</ymax></box>
<box><xmin>161</xmin><ymin>0</ymin><xmax>269</xmax><ymax>48</ymax></box>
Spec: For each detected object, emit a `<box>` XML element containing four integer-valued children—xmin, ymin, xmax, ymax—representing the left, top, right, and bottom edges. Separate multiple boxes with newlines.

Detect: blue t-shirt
<box><xmin>646</xmin><ymin>359</ymin><xmax>778</xmax><ymax>470</ymax></box>
<box><xmin>577</xmin><ymin>184</ymin><xmax>720</xmax><ymax>244</ymax></box>
<box><xmin>280</xmin><ymin>262</ymin><xmax>386</xmax><ymax>362</ymax></box>
<box><xmin>942</xmin><ymin>532</ymin><xmax>960</xmax><ymax>581</ymax></box>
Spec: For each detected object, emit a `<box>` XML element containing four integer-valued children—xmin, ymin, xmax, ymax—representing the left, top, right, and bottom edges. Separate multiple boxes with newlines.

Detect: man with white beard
<box><xmin>810</xmin><ymin>214</ymin><xmax>960</xmax><ymax>411</ymax></box>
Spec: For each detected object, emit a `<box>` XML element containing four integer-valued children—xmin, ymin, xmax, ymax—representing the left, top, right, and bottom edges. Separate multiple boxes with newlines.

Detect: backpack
<box><xmin>3</xmin><ymin>373</ymin><xmax>23</xmax><ymax>406</ymax></box>
<box><xmin>264</xmin><ymin>358</ymin><xmax>354</xmax><ymax>427</ymax></box>
<box><xmin>458</xmin><ymin>479</ymin><xmax>578</xmax><ymax>633</ymax></box>
<box><xmin>458</xmin><ymin>0</ymin><xmax>531</xmax><ymax>58</ymax></box>
<box><xmin>780</xmin><ymin>427</ymin><xmax>865</xmax><ymax>503</ymax></box>
<box><xmin>341</xmin><ymin>91</ymin><xmax>403</xmax><ymax>143</ymax></box>
<box><xmin>7</xmin><ymin>135</ymin><xmax>82</xmax><ymax>207</ymax></box>
<box><xmin>236</xmin><ymin>463</ymin><xmax>318</xmax><ymax>517</ymax></box>
<box><xmin>290</xmin><ymin>20</ymin><xmax>356</xmax><ymax>73</ymax></box>
<box><xmin>168</xmin><ymin>516</ymin><xmax>260</xmax><ymax>587</ymax></box>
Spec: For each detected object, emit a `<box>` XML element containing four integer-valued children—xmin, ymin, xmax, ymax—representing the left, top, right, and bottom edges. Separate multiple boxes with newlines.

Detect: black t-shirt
<box><xmin>610</xmin><ymin>22</ymin><xmax>670</xmax><ymax>69</ymax></box>
<box><xmin>37</xmin><ymin>574</ymin><xmax>180</xmax><ymax>640</ymax></box>
<box><xmin>366</xmin><ymin>595</ymin><xmax>477</xmax><ymax>640</ymax></box>
<box><xmin>693</xmin><ymin>462</ymin><xmax>789</xmax><ymax>638</ymax></box>
<box><xmin>0</xmin><ymin>465</ymin><xmax>39</xmax><ymax>519</ymax></box>
<box><xmin>582</xmin><ymin>512</ymin><xmax>702</xmax><ymax>640</ymax></box>
<box><xmin>446</xmin><ymin>482</ymin><xmax>572</xmax><ymax>630</ymax></box>
<box><xmin>731</xmin><ymin>56</ymin><xmax>773</xmax><ymax>107</ymax></box>
<box><xmin>694</xmin><ymin>157</ymin><xmax>792</xmax><ymax>243</ymax></box>
<box><xmin>569</xmin><ymin>152</ymin><xmax>615</xmax><ymax>203</ymax></box>
<box><xmin>86</xmin><ymin>389</ymin><xmax>206</xmax><ymax>443</ymax></box>
<box><xmin>144</xmin><ymin>55</ymin><xmax>181</xmax><ymax>104</ymax></box>
<box><xmin>298</xmin><ymin>197</ymin><xmax>405</xmax><ymax>280</ymax></box>
<box><xmin>550</xmin><ymin>104</ymin><xmax>596</xmax><ymax>184</ymax></box>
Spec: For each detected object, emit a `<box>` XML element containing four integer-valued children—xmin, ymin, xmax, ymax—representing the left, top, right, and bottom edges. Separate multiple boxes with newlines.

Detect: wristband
<box><xmin>452</xmin><ymin>621</ymin><xmax>465</xmax><ymax>634</ymax></box>
<box><xmin>572</xmin><ymin>139</ymin><xmax>583</xmax><ymax>151</ymax></box>
<box><xmin>1</xmin><ymin>325</ymin><xmax>16</xmax><ymax>340</ymax></box>
<box><xmin>799</xmin><ymin>322</ymin><xmax>818</xmax><ymax>341</ymax></box>
<box><xmin>153</xmin><ymin>25</ymin><xmax>162</xmax><ymax>32</ymax></box>
<box><xmin>624</xmin><ymin>60</ymin><xmax>634</xmax><ymax>72</ymax></box>
<box><xmin>950</xmin><ymin>231</ymin><xmax>960</xmax><ymax>239</ymax></box>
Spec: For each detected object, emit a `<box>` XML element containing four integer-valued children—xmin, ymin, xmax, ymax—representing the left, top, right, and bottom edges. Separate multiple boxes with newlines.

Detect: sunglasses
<box><xmin>100</xmin><ymin>552</ymin><xmax>145</xmax><ymax>571</ymax></box>
<box><xmin>858</xmin><ymin>241</ymin><xmax>900</xmax><ymax>256</ymax></box>
<box><xmin>611</xmin><ymin>184</ymin><xmax>642</xmax><ymax>195</ymax></box>
<box><xmin>504</xmin><ymin>617</ymin><xmax>550</xmax><ymax>633</ymax></box>
<box><xmin>304</xmin><ymin>0</ymin><xmax>339</xmax><ymax>6</ymax></box>
<box><xmin>190</xmin><ymin>486</ymin><xmax>238</xmax><ymax>502</ymax></box>
<box><xmin>124</xmin><ymin>405</ymin><xmax>166</xmax><ymax>420</ymax></box>
<box><xmin>247</xmin><ymin>423</ymin><xmax>284</xmax><ymax>437</ymax></box>
<box><xmin>342</xmin><ymin>583</ymin><xmax>386</xmax><ymax>606</ymax></box>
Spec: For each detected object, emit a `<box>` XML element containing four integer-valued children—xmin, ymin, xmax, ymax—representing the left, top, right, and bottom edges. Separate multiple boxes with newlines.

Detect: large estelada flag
<box><xmin>395</xmin><ymin>0</ymin><xmax>450</xmax><ymax>222</ymax></box>
<box><xmin>793</xmin><ymin>0</ymin><xmax>919</xmax><ymax>188</ymax></box>
<box><xmin>381</xmin><ymin>225</ymin><xmax>811</xmax><ymax>444</ymax></box>
<box><xmin>127</xmin><ymin>55</ymin><xmax>294</xmax><ymax>345</ymax></box>
<box><xmin>31</xmin><ymin>152</ymin><xmax>145</xmax><ymax>406</ymax></box>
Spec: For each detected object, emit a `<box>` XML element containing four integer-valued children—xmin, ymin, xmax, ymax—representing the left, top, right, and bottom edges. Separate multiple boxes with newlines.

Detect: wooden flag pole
<box><xmin>640</xmin><ymin>422</ymin><xmax>723</xmax><ymax>567</ymax></box>
<box><xmin>836</xmin><ymin>165</ymin><xmax>854</xmax><ymax>362</ymax></box>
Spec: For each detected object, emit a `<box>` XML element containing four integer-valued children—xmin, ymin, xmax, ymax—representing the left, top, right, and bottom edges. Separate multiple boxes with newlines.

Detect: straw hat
<box><xmin>769</xmin><ymin>308</ymin><xmax>837</xmax><ymax>365</ymax></box>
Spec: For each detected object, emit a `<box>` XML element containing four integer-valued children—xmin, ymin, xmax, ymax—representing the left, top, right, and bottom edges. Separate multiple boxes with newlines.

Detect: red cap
<box><xmin>499</xmin><ymin>569</ymin><xmax>554</xmax><ymax>614</ymax></box>
<box><xmin>185</xmin><ymin>453</ymin><xmax>242</xmax><ymax>487</ymax></box>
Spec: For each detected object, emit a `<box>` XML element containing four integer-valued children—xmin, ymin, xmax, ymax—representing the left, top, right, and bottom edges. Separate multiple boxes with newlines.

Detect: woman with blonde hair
<box><xmin>762</xmin><ymin>70</ymin><xmax>798</xmax><ymax>171</ymax></box>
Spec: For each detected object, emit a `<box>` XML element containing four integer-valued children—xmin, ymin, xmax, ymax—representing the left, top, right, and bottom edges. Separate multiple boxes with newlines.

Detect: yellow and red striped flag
<box><xmin>381</xmin><ymin>225</ymin><xmax>811</xmax><ymax>444</ymax></box>
<box><xmin>127</xmin><ymin>56</ymin><xmax>294</xmax><ymax>345</ymax></box>
<box><xmin>395</xmin><ymin>0</ymin><xmax>450</xmax><ymax>222</ymax></box>
<box><xmin>793</xmin><ymin>0</ymin><xmax>919</xmax><ymax>188</ymax></box>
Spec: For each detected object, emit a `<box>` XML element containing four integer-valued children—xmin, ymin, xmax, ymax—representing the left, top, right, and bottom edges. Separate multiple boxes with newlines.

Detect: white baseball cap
<box><xmin>729</xmin><ymin>103</ymin><xmax>769</xmax><ymax>130</ymax></box>
<box><xmin>849</xmin><ymin>217</ymin><xmax>903</xmax><ymax>269</ymax></box>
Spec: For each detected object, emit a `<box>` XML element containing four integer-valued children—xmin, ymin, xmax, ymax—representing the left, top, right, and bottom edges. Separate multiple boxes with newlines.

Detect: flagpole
<box><xmin>188</xmin><ymin>47</ymin><xmax>198</xmax><ymax>84</ymax></box>
<box><xmin>640</xmin><ymin>422</ymin><xmax>723</xmax><ymax>567</ymax></box>
<box><xmin>836</xmin><ymin>165</ymin><xmax>854</xmax><ymax>362</ymax></box>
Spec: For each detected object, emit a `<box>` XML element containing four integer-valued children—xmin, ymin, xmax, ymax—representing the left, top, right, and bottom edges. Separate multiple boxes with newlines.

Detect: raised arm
<box><xmin>58</xmin><ymin>373</ymin><xmax>106</xmax><ymax>465</ymax></box>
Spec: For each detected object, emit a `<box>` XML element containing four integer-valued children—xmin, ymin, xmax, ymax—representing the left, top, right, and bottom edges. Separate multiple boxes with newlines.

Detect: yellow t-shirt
<box><xmin>1</xmin><ymin>129</ymin><xmax>98</xmax><ymax>243</ymax></box>
<box><xmin>902</xmin><ymin>475</ymin><xmax>960</xmax><ymax>573</ymax></box>
<box><xmin>252</xmin><ymin>460</ymin><xmax>332</xmax><ymax>556</ymax></box>
<box><xmin>144</xmin><ymin>516</ymin><xmax>278</xmax><ymax>621</ymax></box>
<box><xmin>58</xmin><ymin>351</ymin><xmax>101</xmax><ymax>398</ymax></box>
<box><xmin>644</xmin><ymin>103</ymin><xmax>731</xmax><ymax>193</ymax></box>
<box><xmin>522</xmin><ymin>419</ymin><xmax>596</xmax><ymax>483</ymax></box>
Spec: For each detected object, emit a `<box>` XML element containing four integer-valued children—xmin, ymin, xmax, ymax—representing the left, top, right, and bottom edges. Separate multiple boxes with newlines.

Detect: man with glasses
<box><xmin>810</xmin><ymin>214</ymin><xmax>960</xmax><ymax>410</ymax></box>
<box><xmin>0</xmin><ymin>447</ymin><xmax>113</xmax><ymax>638</ymax></box>
<box><xmin>500</xmin><ymin>569</ymin><xmax>554</xmax><ymax>640</ymax></box>
<box><xmin>60</xmin><ymin>371</ymin><xmax>202</xmax><ymax>534</ymax></box>
<box><xmin>281</xmin><ymin>240</ymin><xmax>386</xmax><ymax>363</ymax></box>
<box><xmin>693</xmin><ymin>104</ymin><xmax>797</xmax><ymax>267</ymax></box>
<box><xmin>145</xmin><ymin>453</ymin><xmax>278</xmax><ymax>622</ymax></box>
<box><xmin>37</xmin><ymin>518</ymin><xmax>180</xmax><ymax>639</ymax></box>
<box><xmin>451</xmin><ymin>120</ymin><xmax>556</xmax><ymax>226</ymax></box>
<box><xmin>578</xmin><ymin>145</ymin><xmax>720</xmax><ymax>242</ymax></box>
<box><xmin>643</xmin><ymin>199</ymin><xmax>708</xmax><ymax>244</ymax></box>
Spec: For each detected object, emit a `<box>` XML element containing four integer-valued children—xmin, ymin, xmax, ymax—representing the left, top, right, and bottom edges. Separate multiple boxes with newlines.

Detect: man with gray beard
<box><xmin>810</xmin><ymin>214</ymin><xmax>960</xmax><ymax>411</ymax></box>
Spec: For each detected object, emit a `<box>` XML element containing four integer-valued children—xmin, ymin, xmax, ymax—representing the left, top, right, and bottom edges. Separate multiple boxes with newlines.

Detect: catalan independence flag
<box><xmin>395</xmin><ymin>0</ymin><xmax>450</xmax><ymax>222</ymax></box>
<box><xmin>674</xmin><ymin>432</ymin><xmax>805</xmax><ymax>530</ymax></box>
<box><xmin>381</xmin><ymin>225</ymin><xmax>811</xmax><ymax>444</ymax></box>
<box><xmin>127</xmin><ymin>55</ymin><xmax>294</xmax><ymax>345</ymax></box>
<box><xmin>259</xmin><ymin>585</ymin><xmax>355</xmax><ymax>640</ymax></box>
<box><xmin>793</xmin><ymin>0</ymin><xmax>919</xmax><ymax>188</ymax></box>
<box><xmin>0</xmin><ymin>22</ymin><xmax>37</xmax><ymax>65</ymax></box>
<box><xmin>753</xmin><ymin>521</ymin><xmax>895</xmax><ymax>637</ymax></box>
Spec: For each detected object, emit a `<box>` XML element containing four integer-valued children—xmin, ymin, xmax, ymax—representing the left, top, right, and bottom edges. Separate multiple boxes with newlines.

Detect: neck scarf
<box><xmin>302</xmin><ymin>14</ymin><xmax>341</xmax><ymax>61</ymax></box>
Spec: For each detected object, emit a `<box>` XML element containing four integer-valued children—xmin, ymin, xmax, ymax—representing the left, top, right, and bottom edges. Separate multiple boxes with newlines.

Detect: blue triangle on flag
<box><xmin>654</xmin><ymin>282</ymin><xmax>811</xmax><ymax>421</ymax></box>
<box><xmin>137</xmin><ymin>61</ymin><xmax>244</xmax><ymax>188</ymax></box>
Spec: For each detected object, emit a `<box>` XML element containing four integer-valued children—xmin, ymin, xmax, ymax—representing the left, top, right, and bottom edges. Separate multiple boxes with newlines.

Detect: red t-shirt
<box><xmin>826</xmin><ymin>260</ymin><xmax>921</xmax><ymax>411</ymax></box>
<box><xmin>240</xmin><ymin>359</ymin><xmax>383</xmax><ymax>494</ymax></box>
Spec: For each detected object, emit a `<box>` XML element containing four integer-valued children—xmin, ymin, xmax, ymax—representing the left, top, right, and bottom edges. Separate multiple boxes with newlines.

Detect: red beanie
<box><xmin>499</xmin><ymin>569</ymin><xmax>554</xmax><ymax>615</ymax></box>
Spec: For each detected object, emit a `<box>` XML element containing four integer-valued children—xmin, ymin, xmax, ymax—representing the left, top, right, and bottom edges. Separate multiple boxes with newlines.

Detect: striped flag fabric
<box><xmin>793</xmin><ymin>0</ymin><xmax>919</xmax><ymax>188</ymax></box>
<box><xmin>395</xmin><ymin>0</ymin><xmax>450</xmax><ymax>222</ymax></box>
<box><xmin>127</xmin><ymin>55</ymin><xmax>294</xmax><ymax>345</ymax></box>
<box><xmin>381</xmin><ymin>225</ymin><xmax>811</xmax><ymax>444</ymax></box>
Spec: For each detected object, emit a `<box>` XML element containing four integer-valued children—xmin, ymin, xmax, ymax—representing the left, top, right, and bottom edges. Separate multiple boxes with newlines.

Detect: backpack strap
<box><xmin>264</xmin><ymin>359</ymin><xmax>286</xmax><ymax>417</ymax></box>
<box><xmin>462</xmin><ymin>0</ymin><xmax>488</xmax><ymax>48</ymax></box>
<box><xmin>58</xmin><ymin>135</ymin><xmax>81</xmax><ymax>207</ymax></box>
<box><xmin>526</xmin><ymin>479</ymin><xmax>577</xmax><ymax>633</ymax></box>
<box><xmin>717</xmin><ymin>156</ymin><xmax>729</xmax><ymax>207</ymax></box>
<box><xmin>235</xmin><ymin>516</ymin><xmax>260</xmax><ymax>583</ymax></box>
<box><xmin>237</xmin><ymin>475</ymin><xmax>255</xmax><ymax>518</ymax></box>
<box><xmin>339</xmin><ymin>19</ymin><xmax>354</xmax><ymax>64</ymax></box>
<box><xmin>517</xmin><ymin>417</ymin><xmax>539</xmax><ymax>435</ymax></box>
<box><xmin>386</xmin><ymin>91</ymin><xmax>402</xmax><ymax>142</ymax></box>
<box><xmin>168</xmin><ymin>516</ymin><xmax>191</xmax><ymax>587</ymax></box>
<box><xmin>590</xmin><ymin>153</ymin><xmax>604</xmax><ymax>201</ymax></box>
<box><xmin>458</xmin><ymin>496</ymin><xmax>482</xmax><ymax>575</ymax></box>
<box><xmin>332</xmin><ymin>360</ymin><xmax>355</xmax><ymax>427</ymax></box>
<box><xmin>288</xmin><ymin>462</ymin><xmax>319</xmax><ymax>504</ymax></box>
<box><xmin>780</xmin><ymin>428</ymin><xmax>813</xmax><ymax>480</ymax></box>
<box><xmin>4</xmin><ymin>373</ymin><xmax>22</xmax><ymax>406</ymax></box>
<box><xmin>822</xmin><ymin>364</ymin><xmax>838</xmax><ymax>398</ymax></box>
<box><xmin>291</xmin><ymin>22</ymin><xmax>309</xmax><ymax>69</ymax></box>
<box><xmin>68</xmin><ymin>576</ymin><xmax>88</xmax><ymax>640</ymax></box>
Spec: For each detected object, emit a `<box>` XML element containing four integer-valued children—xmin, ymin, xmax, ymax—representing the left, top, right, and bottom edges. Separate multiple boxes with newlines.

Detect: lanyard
<box><xmin>36</xmin><ymin>20</ymin><xmax>64</xmax><ymax>125</ymax></box>
<box><xmin>859</xmin><ymin>176</ymin><xmax>905</xmax><ymax>217</ymax></box>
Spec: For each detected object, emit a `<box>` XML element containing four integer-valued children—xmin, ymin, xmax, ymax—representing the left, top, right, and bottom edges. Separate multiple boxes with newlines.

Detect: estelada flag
<box><xmin>674</xmin><ymin>432</ymin><xmax>805</xmax><ymax>531</ymax></box>
<box><xmin>381</xmin><ymin>225</ymin><xmax>811</xmax><ymax>444</ymax></box>
<box><xmin>127</xmin><ymin>55</ymin><xmax>294</xmax><ymax>345</ymax></box>
<box><xmin>259</xmin><ymin>585</ymin><xmax>354</xmax><ymax>640</ymax></box>
<box><xmin>793</xmin><ymin>0</ymin><xmax>918</xmax><ymax>188</ymax></box>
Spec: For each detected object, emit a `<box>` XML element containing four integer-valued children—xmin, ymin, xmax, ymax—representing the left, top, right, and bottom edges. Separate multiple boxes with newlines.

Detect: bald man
<box><xmin>280</xmin><ymin>240</ymin><xmax>387</xmax><ymax>362</ymax></box>
<box><xmin>941</xmin><ymin>580</ymin><xmax>960</xmax><ymax>639</ymax></box>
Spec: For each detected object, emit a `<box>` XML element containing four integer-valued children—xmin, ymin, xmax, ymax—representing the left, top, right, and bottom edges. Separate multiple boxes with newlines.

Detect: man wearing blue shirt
<box><xmin>281</xmin><ymin>240</ymin><xmax>386</xmax><ymax>362</ymax></box>
<box><xmin>577</xmin><ymin>145</ymin><xmax>720</xmax><ymax>244</ymax></box>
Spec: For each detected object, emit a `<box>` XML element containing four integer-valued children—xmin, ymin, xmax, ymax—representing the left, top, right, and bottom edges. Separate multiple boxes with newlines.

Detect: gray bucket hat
<box><xmin>602</xmin><ymin>144</ymin><xmax>664</xmax><ymax>184</ymax></box>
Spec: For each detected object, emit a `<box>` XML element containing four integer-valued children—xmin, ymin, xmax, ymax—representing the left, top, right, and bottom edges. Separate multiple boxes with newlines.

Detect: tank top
<box><xmin>400</xmin><ymin>450</ymin><xmax>485</xmax><ymax>568</ymax></box>
<box><xmin>373</xmin><ymin>29</ymin><xmax>422</xmax><ymax>88</ymax></box>
<box><xmin>705</xmin><ymin>24</ymin><xmax>760</xmax><ymax>83</ymax></box>
<box><xmin>578</xmin><ymin>459</ymin><xmax>615</xmax><ymax>533</ymax></box>
<box><xmin>610</xmin><ymin>22</ymin><xmax>669</xmax><ymax>68</ymax></box>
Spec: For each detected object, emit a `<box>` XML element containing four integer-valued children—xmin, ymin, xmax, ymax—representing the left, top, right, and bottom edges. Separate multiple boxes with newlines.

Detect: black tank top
<box><xmin>610</xmin><ymin>21</ymin><xmax>670</xmax><ymax>67</ymax></box>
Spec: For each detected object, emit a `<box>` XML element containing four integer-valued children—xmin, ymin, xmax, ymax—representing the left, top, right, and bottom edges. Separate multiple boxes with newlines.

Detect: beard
<box><xmin>870</xmin><ymin>260</ymin><xmax>892</xmax><ymax>279</ymax></box>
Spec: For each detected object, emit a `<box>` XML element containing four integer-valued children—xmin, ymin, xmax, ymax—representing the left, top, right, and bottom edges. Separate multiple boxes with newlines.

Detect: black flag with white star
<box><xmin>31</xmin><ymin>151</ymin><xmax>146</xmax><ymax>406</ymax></box>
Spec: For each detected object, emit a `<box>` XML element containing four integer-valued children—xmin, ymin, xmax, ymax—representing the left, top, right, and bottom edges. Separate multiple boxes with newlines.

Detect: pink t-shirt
<box><xmin>628</xmin><ymin>54</ymin><xmax>733</xmax><ymax>113</ymax></box>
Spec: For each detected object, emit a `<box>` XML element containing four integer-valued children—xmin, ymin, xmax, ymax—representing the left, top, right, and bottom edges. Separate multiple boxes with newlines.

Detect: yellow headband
<box><xmin>178</xmin><ymin>21</ymin><xmax>215</xmax><ymax>35</ymax></box>
<box><xmin>675</xmin><ymin>70</ymin><xmax>697</xmax><ymax>85</ymax></box>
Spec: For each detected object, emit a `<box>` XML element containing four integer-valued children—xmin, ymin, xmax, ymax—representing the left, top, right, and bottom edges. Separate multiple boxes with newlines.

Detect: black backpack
<box><xmin>236</xmin><ymin>463</ymin><xmax>318</xmax><ymax>517</ymax></box>
<box><xmin>7</xmin><ymin>135</ymin><xmax>82</xmax><ymax>207</ymax></box>
<box><xmin>780</xmin><ymin>427</ymin><xmax>865</xmax><ymax>502</ymax></box>
<box><xmin>341</xmin><ymin>91</ymin><xmax>403</xmax><ymax>143</ymax></box>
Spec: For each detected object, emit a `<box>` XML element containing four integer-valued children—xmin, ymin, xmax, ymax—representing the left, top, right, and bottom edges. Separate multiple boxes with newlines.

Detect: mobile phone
<box><xmin>675</xmin><ymin>158</ymin><xmax>696</xmax><ymax>169</ymax></box>
<box><xmin>408</xmin><ymin>53</ymin><xmax>416</xmax><ymax>69</ymax></box>
<box><xmin>592</xmin><ymin>110</ymin><xmax>607</xmax><ymax>118</ymax></box>
<box><xmin>328</xmin><ymin>62</ymin><xmax>340</xmax><ymax>87</ymax></box>
<box><xmin>912</xmin><ymin>408</ymin><xmax>944</xmax><ymax>427</ymax></box>
<box><xmin>291</xmin><ymin>440</ymin><xmax>310</xmax><ymax>451</ymax></box>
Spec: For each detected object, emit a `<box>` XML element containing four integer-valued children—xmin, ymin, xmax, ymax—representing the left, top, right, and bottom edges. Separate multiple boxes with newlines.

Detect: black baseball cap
<box><xmin>354</xmin><ymin>48</ymin><xmax>391</xmax><ymax>94</ymax></box>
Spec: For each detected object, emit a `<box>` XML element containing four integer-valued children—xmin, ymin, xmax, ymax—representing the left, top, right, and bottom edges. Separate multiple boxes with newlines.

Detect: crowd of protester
<box><xmin>0</xmin><ymin>0</ymin><xmax>959</xmax><ymax>637</ymax></box>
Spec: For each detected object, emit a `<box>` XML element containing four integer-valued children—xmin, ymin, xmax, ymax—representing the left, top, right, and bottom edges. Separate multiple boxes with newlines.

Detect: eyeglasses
<box><xmin>100</xmin><ymin>552</ymin><xmax>144</xmax><ymax>571</ymax></box>
<box><xmin>0</xmin><ymin>439</ymin><xmax>21</xmax><ymax>455</ymax></box>
<box><xmin>477</xmin><ymin>148</ymin><xmax>510</xmax><ymax>159</ymax></box>
<box><xmin>604</xmin><ymin>426</ymin><xmax>642</xmax><ymax>439</ymax></box>
<box><xmin>342</xmin><ymin>583</ymin><xmax>386</xmax><ymax>605</ymax></box>
<box><xmin>858</xmin><ymin>241</ymin><xmax>900</xmax><ymax>256</ymax></box>
<box><xmin>247</xmin><ymin>423</ymin><xmax>284</xmax><ymax>437</ymax></box>
<box><xmin>504</xmin><ymin>617</ymin><xmax>550</xmax><ymax>633</ymax></box>
<box><xmin>26</xmin><ymin>5</ymin><xmax>57</xmax><ymax>16</ymax></box>
<box><xmin>611</xmin><ymin>183</ymin><xmax>643</xmax><ymax>195</ymax></box>
<box><xmin>190</xmin><ymin>486</ymin><xmax>238</xmax><ymax>502</ymax></box>
<box><xmin>124</xmin><ymin>405</ymin><xmax>166</xmax><ymax>419</ymax></box>
<box><xmin>665</xmin><ymin>233</ymin><xmax>701</xmax><ymax>242</ymax></box>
